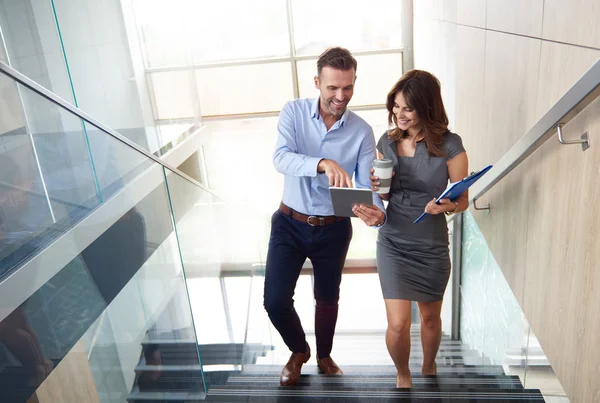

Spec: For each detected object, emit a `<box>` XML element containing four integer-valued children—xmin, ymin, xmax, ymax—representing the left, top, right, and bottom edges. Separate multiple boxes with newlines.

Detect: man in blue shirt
<box><xmin>264</xmin><ymin>47</ymin><xmax>386</xmax><ymax>387</ymax></box>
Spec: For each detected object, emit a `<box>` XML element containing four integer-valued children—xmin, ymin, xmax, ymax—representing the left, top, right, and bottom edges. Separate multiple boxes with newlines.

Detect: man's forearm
<box><xmin>273</xmin><ymin>149</ymin><xmax>322</xmax><ymax>177</ymax></box>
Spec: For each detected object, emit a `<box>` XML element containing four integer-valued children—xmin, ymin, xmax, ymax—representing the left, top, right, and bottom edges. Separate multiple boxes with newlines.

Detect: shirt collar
<box><xmin>311</xmin><ymin>97</ymin><xmax>350</xmax><ymax>127</ymax></box>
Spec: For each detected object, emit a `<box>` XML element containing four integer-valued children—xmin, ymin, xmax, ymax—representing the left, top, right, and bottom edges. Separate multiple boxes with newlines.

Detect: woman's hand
<box><xmin>352</xmin><ymin>204</ymin><xmax>385</xmax><ymax>227</ymax></box>
<box><xmin>424</xmin><ymin>198</ymin><xmax>456</xmax><ymax>215</ymax></box>
<box><xmin>370</xmin><ymin>168</ymin><xmax>395</xmax><ymax>192</ymax></box>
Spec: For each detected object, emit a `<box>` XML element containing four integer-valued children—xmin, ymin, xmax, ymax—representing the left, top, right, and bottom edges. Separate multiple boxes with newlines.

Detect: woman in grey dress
<box><xmin>368</xmin><ymin>70</ymin><xmax>468</xmax><ymax>388</ymax></box>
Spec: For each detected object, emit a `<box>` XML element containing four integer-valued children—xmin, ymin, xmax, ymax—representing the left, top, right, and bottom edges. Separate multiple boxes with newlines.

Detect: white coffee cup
<box><xmin>372</xmin><ymin>159</ymin><xmax>394</xmax><ymax>194</ymax></box>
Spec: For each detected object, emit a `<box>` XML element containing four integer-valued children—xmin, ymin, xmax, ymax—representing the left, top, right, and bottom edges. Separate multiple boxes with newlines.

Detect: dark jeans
<box><xmin>263</xmin><ymin>209</ymin><xmax>352</xmax><ymax>359</ymax></box>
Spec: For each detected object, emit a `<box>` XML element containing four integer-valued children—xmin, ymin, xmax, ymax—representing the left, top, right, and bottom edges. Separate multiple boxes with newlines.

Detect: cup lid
<box><xmin>372</xmin><ymin>159</ymin><xmax>393</xmax><ymax>168</ymax></box>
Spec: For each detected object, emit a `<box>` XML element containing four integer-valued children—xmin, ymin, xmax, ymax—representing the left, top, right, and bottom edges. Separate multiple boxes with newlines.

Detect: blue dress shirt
<box><xmin>273</xmin><ymin>97</ymin><xmax>385</xmax><ymax>219</ymax></box>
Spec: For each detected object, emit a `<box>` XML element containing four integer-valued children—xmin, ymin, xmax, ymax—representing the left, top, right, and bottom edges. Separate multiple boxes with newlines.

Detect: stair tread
<box><xmin>128</xmin><ymin>389</ymin><xmax>205</xmax><ymax>401</ymax></box>
<box><xmin>206</xmin><ymin>387</ymin><xmax>545</xmax><ymax>401</ymax></box>
<box><xmin>241</xmin><ymin>364</ymin><xmax>507</xmax><ymax>375</ymax></box>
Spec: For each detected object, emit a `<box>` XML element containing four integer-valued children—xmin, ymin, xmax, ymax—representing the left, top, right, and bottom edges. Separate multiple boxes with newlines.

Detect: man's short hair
<box><xmin>317</xmin><ymin>47</ymin><xmax>357</xmax><ymax>77</ymax></box>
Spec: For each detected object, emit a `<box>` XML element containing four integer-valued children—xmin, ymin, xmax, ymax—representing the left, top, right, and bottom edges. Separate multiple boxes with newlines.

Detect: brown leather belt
<box><xmin>279</xmin><ymin>202</ymin><xmax>346</xmax><ymax>227</ymax></box>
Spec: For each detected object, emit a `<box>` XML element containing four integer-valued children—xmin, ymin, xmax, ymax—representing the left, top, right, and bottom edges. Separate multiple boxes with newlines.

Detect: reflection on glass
<box><xmin>133</xmin><ymin>0</ymin><xmax>289</xmax><ymax>67</ymax></box>
<box><xmin>292</xmin><ymin>0</ymin><xmax>403</xmax><ymax>56</ymax></box>
<box><xmin>460</xmin><ymin>211</ymin><xmax>527</xmax><ymax>366</ymax></box>
<box><xmin>20</xmin><ymin>87</ymin><xmax>100</xmax><ymax>219</ymax></box>
<box><xmin>85</xmin><ymin>123</ymin><xmax>153</xmax><ymax>200</ymax></box>
<box><xmin>461</xmin><ymin>211</ymin><xmax>569</xmax><ymax>398</ymax></box>
<box><xmin>0</xmin><ymin>0</ymin><xmax>74</xmax><ymax>101</ymax></box>
<box><xmin>0</xmin><ymin>74</ymin><xmax>101</xmax><ymax>278</ymax></box>
<box><xmin>0</xmin><ymin>160</ymin><xmax>208</xmax><ymax>401</ymax></box>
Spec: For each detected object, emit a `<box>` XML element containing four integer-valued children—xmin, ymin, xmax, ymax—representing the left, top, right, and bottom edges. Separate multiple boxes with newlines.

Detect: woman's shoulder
<box><xmin>443</xmin><ymin>130</ymin><xmax>462</xmax><ymax>142</ymax></box>
<box><xmin>377</xmin><ymin>130</ymin><xmax>392</xmax><ymax>141</ymax></box>
<box><xmin>376</xmin><ymin>130</ymin><xmax>393</xmax><ymax>149</ymax></box>
<box><xmin>442</xmin><ymin>131</ymin><xmax>466</xmax><ymax>157</ymax></box>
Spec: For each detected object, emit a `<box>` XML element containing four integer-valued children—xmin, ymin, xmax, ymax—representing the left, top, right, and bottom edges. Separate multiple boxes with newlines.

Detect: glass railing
<box><xmin>0</xmin><ymin>64</ymin><xmax>263</xmax><ymax>401</ymax></box>
<box><xmin>459</xmin><ymin>211</ymin><xmax>569</xmax><ymax>401</ymax></box>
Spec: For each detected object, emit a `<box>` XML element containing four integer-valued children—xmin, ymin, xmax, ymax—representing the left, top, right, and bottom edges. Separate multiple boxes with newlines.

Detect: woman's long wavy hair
<box><xmin>386</xmin><ymin>70</ymin><xmax>449</xmax><ymax>157</ymax></box>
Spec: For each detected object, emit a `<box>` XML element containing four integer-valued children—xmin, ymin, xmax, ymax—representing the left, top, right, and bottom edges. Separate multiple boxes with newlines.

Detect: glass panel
<box><xmin>0</xmin><ymin>159</ymin><xmax>204</xmax><ymax>401</ymax></box>
<box><xmin>19</xmin><ymin>87</ymin><xmax>100</xmax><ymax>220</ymax></box>
<box><xmin>0</xmin><ymin>0</ymin><xmax>74</xmax><ymax>101</ymax></box>
<box><xmin>296</xmin><ymin>53</ymin><xmax>403</xmax><ymax>106</ymax></box>
<box><xmin>132</xmin><ymin>0</ymin><xmax>289</xmax><ymax>67</ymax></box>
<box><xmin>196</xmin><ymin>63</ymin><xmax>294</xmax><ymax>116</ymax></box>
<box><xmin>461</xmin><ymin>209</ymin><xmax>574</xmax><ymax>395</ymax></box>
<box><xmin>164</xmin><ymin>169</ymin><xmax>258</xmax><ymax>387</ymax></box>
<box><xmin>292</xmin><ymin>0</ymin><xmax>403</xmax><ymax>56</ymax></box>
<box><xmin>149</xmin><ymin>70</ymin><xmax>197</xmax><ymax>120</ymax></box>
<box><xmin>85</xmin><ymin>123</ymin><xmax>153</xmax><ymax>201</ymax></box>
<box><xmin>0</xmin><ymin>73</ymin><xmax>101</xmax><ymax>279</ymax></box>
<box><xmin>460</xmin><ymin>210</ymin><xmax>526</xmax><ymax>366</ymax></box>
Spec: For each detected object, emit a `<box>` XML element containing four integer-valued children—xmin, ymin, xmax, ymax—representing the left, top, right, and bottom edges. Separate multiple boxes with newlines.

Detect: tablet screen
<box><xmin>329</xmin><ymin>187</ymin><xmax>373</xmax><ymax>217</ymax></box>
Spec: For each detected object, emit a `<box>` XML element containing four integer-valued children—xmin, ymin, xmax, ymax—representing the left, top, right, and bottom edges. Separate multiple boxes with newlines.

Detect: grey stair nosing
<box><xmin>142</xmin><ymin>339</ymin><xmax>197</xmax><ymax>345</ymax></box>
<box><xmin>227</xmin><ymin>376</ymin><xmax>521</xmax><ymax>383</ymax></box>
<box><xmin>136</xmin><ymin>364</ymin><xmax>203</xmax><ymax>371</ymax></box>
<box><xmin>240</xmin><ymin>365</ymin><xmax>506</xmax><ymax>375</ymax></box>
<box><xmin>128</xmin><ymin>387</ymin><xmax>206</xmax><ymax>400</ymax></box>
<box><xmin>206</xmin><ymin>388</ymin><xmax>544</xmax><ymax>398</ymax></box>
<box><xmin>222</xmin><ymin>382</ymin><xmax>524</xmax><ymax>388</ymax></box>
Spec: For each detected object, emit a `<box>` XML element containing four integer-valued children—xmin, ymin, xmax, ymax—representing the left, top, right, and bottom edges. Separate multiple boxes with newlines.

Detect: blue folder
<box><xmin>413</xmin><ymin>164</ymin><xmax>493</xmax><ymax>224</ymax></box>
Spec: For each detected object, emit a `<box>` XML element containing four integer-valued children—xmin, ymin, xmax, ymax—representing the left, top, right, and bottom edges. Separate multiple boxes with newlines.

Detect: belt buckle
<box><xmin>307</xmin><ymin>215</ymin><xmax>325</xmax><ymax>226</ymax></box>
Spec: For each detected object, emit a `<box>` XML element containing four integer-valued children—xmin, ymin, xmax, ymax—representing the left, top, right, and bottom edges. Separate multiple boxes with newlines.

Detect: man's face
<box><xmin>314</xmin><ymin>66</ymin><xmax>356</xmax><ymax>118</ymax></box>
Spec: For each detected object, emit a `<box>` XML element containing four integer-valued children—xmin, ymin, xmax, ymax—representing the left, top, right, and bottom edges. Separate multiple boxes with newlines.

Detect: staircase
<box><xmin>127</xmin><ymin>330</ymin><xmax>272</xmax><ymax>402</ymax></box>
<box><xmin>127</xmin><ymin>328</ymin><xmax>546</xmax><ymax>402</ymax></box>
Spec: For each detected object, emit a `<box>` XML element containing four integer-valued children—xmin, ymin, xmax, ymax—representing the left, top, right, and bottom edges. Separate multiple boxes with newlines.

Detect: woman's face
<box><xmin>392</xmin><ymin>91</ymin><xmax>421</xmax><ymax>133</ymax></box>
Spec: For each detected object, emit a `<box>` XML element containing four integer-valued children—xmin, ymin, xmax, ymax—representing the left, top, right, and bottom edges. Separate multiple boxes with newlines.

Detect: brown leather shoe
<box><xmin>317</xmin><ymin>356</ymin><xmax>343</xmax><ymax>375</ymax></box>
<box><xmin>280</xmin><ymin>344</ymin><xmax>311</xmax><ymax>386</ymax></box>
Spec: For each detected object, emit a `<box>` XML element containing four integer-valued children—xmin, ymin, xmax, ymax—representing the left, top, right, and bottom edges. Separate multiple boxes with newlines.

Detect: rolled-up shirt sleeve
<box><xmin>273</xmin><ymin>102</ymin><xmax>322</xmax><ymax>177</ymax></box>
<box><xmin>355</xmin><ymin>127</ymin><xmax>387</xmax><ymax>227</ymax></box>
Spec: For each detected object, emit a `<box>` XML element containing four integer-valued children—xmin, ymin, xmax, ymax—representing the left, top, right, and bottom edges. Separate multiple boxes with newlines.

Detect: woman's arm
<box><xmin>424</xmin><ymin>151</ymin><xmax>469</xmax><ymax>215</ymax></box>
<box><xmin>446</xmin><ymin>151</ymin><xmax>469</xmax><ymax>213</ymax></box>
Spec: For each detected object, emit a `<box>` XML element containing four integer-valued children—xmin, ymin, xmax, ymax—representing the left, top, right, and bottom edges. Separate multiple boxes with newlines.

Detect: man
<box><xmin>264</xmin><ymin>47</ymin><xmax>386</xmax><ymax>387</ymax></box>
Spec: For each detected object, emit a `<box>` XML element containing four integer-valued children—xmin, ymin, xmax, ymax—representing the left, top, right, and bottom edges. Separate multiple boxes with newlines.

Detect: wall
<box><xmin>413</xmin><ymin>1</ymin><xmax>600</xmax><ymax>402</ymax></box>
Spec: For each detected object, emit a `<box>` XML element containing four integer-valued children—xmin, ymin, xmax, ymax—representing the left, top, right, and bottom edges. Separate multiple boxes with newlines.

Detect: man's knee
<box><xmin>315</xmin><ymin>298</ymin><xmax>339</xmax><ymax>309</ymax></box>
<box><xmin>264</xmin><ymin>291</ymin><xmax>292</xmax><ymax>316</ymax></box>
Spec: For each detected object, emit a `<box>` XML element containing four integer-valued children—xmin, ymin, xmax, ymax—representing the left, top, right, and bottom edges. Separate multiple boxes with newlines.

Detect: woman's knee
<box><xmin>420</xmin><ymin>313</ymin><xmax>441</xmax><ymax>330</ymax></box>
<box><xmin>387</xmin><ymin>316</ymin><xmax>411</xmax><ymax>335</ymax></box>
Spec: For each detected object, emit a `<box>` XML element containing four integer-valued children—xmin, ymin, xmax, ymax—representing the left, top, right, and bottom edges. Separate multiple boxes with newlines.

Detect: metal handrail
<box><xmin>469</xmin><ymin>58</ymin><xmax>600</xmax><ymax>204</ymax></box>
<box><xmin>0</xmin><ymin>61</ymin><xmax>221</xmax><ymax>200</ymax></box>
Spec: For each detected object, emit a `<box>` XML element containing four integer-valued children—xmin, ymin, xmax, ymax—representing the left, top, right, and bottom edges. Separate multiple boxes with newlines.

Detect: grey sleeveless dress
<box><xmin>376</xmin><ymin>131</ymin><xmax>465</xmax><ymax>302</ymax></box>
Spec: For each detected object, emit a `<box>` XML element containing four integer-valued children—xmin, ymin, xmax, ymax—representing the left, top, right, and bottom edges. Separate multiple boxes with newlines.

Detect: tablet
<box><xmin>329</xmin><ymin>187</ymin><xmax>373</xmax><ymax>217</ymax></box>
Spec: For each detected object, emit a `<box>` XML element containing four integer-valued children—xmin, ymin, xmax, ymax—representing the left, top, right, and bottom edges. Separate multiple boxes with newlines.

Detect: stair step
<box><xmin>241</xmin><ymin>364</ymin><xmax>507</xmax><ymax>376</ymax></box>
<box><xmin>257</xmin><ymin>356</ymin><xmax>490</xmax><ymax>366</ymax></box>
<box><xmin>205</xmin><ymin>387</ymin><xmax>545</xmax><ymax>402</ymax></box>
<box><xmin>138</xmin><ymin>374</ymin><xmax>204</xmax><ymax>392</ymax></box>
<box><xmin>224</xmin><ymin>374</ymin><xmax>524</xmax><ymax>390</ymax></box>
<box><xmin>136</xmin><ymin>364</ymin><xmax>203</xmax><ymax>372</ymax></box>
<box><xmin>128</xmin><ymin>386</ymin><xmax>205</xmax><ymax>402</ymax></box>
<box><xmin>140</xmin><ymin>343</ymin><xmax>272</xmax><ymax>366</ymax></box>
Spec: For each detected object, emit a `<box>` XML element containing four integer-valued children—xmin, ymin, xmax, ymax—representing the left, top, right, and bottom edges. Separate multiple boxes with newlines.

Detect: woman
<box><xmin>369</xmin><ymin>70</ymin><xmax>468</xmax><ymax>388</ymax></box>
